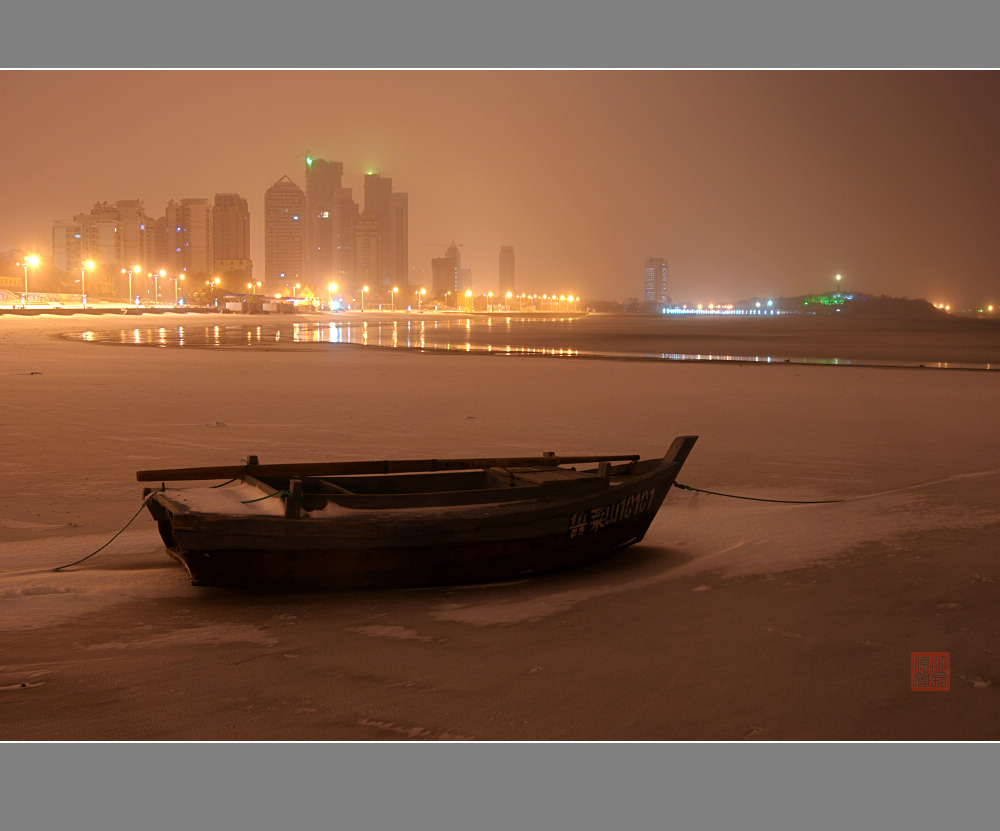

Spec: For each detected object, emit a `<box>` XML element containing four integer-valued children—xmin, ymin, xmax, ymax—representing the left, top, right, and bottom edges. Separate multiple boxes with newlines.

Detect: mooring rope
<box><xmin>672</xmin><ymin>482</ymin><xmax>844</xmax><ymax>504</ymax></box>
<box><xmin>52</xmin><ymin>492</ymin><xmax>157</xmax><ymax>572</ymax></box>
<box><xmin>49</xmin><ymin>476</ymin><xmax>842</xmax><ymax>573</ymax></box>
<box><xmin>240</xmin><ymin>490</ymin><xmax>291</xmax><ymax>504</ymax></box>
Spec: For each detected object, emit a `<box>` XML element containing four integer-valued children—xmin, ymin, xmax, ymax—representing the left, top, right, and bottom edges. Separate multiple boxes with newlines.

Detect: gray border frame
<box><xmin>3</xmin><ymin>2</ymin><xmax>1000</xmax><ymax>68</ymax></box>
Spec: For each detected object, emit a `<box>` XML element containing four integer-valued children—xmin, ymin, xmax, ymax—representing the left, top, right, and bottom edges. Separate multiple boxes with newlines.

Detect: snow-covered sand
<box><xmin>1</xmin><ymin>311</ymin><xmax>998</xmax><ymax>740</ymax></box>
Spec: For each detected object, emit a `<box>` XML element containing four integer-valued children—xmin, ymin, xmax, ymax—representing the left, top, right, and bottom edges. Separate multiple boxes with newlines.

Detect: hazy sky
<box><xmin>2</xmin><ymin>70</ymin><xmax>998</xmax><ymax>308</ymax></box>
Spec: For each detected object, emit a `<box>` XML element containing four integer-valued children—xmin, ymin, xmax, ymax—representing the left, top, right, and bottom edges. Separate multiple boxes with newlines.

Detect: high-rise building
<box><xmin>52</xmin><ymin>202</ymin><xmax>132</xmax><ymax>295</ymax></box>
<box><xmin>166</xmin><ymin>198</ymin><xmax>213</xmax><ymax>279</ymax></box>
<box><xmin>264</xmin><ymin>175</ymin><xmax>306</xmax><ymax>293</ymax></box>
<box><xmin>213</xmin><ymin>193</ymin><xmax>252</xmax><ymax>287</ymax></box>
<box><xmin>364</xmin><ymin>173</ymin><xmax>393</xmax><ymax>287</ymax></box>
<box><xmin>390</xmin><ymin>191</ymin><xmax>408</xmax><ymax>289</ymax></box>
<box><xmin>499</xmin><ymin>245</ymin><xmax>515</xmax><ymax>296</ymax></box>
<box><xmin>355</xmin><ymin>212</ymin><xmax>381</xmax><ymax>290</ymax></box>
<box><xmin>52</xmin><ymin>215</ymin><xmax>122</xmax><ymax>297</ymax></box>
<box><xmin>305</xmin><ymin>156</ymin><xmax>343</xmax><ymax>286</ymax></box>
<box><xmin>145</xmin><ymin>216</ymin><xmax>168</xmax><ymax>275</ymax></box>
<box><xmin>432</xmin><ymin>241</ymin><xmax>461</xmax><ymax>300</ymax></box>
<box><xmin>213</xmin><ymin>193</ymin><xmax>250</xmax><ymax>263</ymax></box>
<box><xmin>644</xmin><ymin>257</ymin><xmax>669</xmax><ymax>305</ymax></box>
<box><xmin>52</xmin><ymin>220</ymin><xmax>86</xmax><ymax>275</ymax></box>
<box><xmin>331</xmin><ymin>188</ymin><xmax>359</xmax><ymax>288</ymax></box>
<box><xmin>115</xmin><ymin>200</ymin><xmax>150</xmax><ymax>273</ymax></box>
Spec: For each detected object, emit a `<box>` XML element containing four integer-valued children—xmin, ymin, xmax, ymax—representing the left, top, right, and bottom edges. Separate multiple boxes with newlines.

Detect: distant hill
<box><xmin>738</xmin><ymin>293</ymin><xmax>948</xmax><ymax>319</ymax></box>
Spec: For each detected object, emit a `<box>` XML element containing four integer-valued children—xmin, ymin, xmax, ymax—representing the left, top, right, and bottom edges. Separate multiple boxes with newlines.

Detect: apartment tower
<box><xmin>304</xmin><ymin>155</ymin><xmax>343</xmax><ymax>286</ymax></box>
<box><xmin>644</xmin><ymin>257</ymin><xmax>669</xmax><ymax>305</ymax></box>
<box><xmin>263</xmin><ymin>175</ymin><xmax>306</xmax><ymax>293</ymax></box>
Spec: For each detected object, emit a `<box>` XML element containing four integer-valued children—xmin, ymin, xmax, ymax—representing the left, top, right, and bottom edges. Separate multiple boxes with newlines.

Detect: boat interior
<box><xmin>244</xmin><ymin>461</ymin><xmax>642</xmax><ymax>513</ymax></box>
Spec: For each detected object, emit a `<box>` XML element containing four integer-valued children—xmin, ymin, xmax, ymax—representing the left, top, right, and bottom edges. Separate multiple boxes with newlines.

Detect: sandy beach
<box><xmin>1</xmin><ymin>311</ymin><xmax>998</xmax><ymax>741</ymax></box>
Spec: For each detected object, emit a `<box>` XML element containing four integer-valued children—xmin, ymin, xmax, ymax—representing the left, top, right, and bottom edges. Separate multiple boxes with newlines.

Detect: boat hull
<box><xmin>144</xmin><ymin>437</ymin><xmax>696</xmax><ymax>591</ymax></box>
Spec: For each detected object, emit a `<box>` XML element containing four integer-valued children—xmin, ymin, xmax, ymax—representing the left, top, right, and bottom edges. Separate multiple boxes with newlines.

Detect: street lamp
<box><xmin>173</xmin><ymin>275</ymin><xmax>185</xmax><ymax>305</ymax></box>
<box><xmin>416</xmin><ymin>287</ymin><xmax>426</xmax><ymax>309</ymax></box>
<box><xmin>391</xmin><ymin>286</ymin><xmax>398</xmax><ymax>311</ymax></box>
<box><xmin>17</xmin><ymin>254</ymin><xmax>39</xmax><ymax>306</ymax></box>
<box><xmin>361</xmin><ymin>285</ymin><xmax>369</xmax><ymax>311</ymax></box>
<box><xmin>80</xmin><ymin>260</ymin><xmax>95</xmax><ymax>307</ymax></box>
<box><xmin>328</xmin><ymin>282</ymin><xmax>337</xmax><ymax>308</ymax></box>
<box><xmin>465</xmin><ymin>289</ymin><xmax>472</xmax><ymax>311</ymax></box>
<box><xmin>123</xmin><ymin>265</ymin><xmax>141</xmax><ymax>305</ymax></box>
<box><xmin>487</xmin><ymin>291</ymin><xmax>493</xmax><ymax>311</ymax></box>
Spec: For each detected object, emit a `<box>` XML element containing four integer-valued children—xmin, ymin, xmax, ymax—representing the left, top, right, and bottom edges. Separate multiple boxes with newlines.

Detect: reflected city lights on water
<box><xmin>67</xmin><ymin>318</ymin><xmax>587</xmax><ymax>357</ymax></box>
<box><xmin>61</xmin><ymin>317</ymin><xmax>997</xmax><ymax>371</ymax></box>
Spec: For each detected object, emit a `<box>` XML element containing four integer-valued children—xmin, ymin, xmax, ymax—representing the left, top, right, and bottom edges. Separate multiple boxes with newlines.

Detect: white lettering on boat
<box><xmin>568</xmin><ymin>488</ymin><xmax>656</xmax><ymax>538</ymax></box>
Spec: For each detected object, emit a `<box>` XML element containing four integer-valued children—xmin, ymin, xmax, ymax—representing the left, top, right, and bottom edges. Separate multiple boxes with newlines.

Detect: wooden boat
<box><xmin>137</xmin><ymin>435</ymin><xmax>697</xmax><ymax>591</ymax></box>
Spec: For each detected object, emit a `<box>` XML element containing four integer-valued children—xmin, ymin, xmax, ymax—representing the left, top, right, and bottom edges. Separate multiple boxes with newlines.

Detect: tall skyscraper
<box><xmin>499</xmin><ymin>245</ymin><xmax>515</xmax><ymax>296</ymax></box>
<box><xmin>390</xmin><ymin>191</ymin><xmax>409</xmax><ymax>289</ymax></box>
<box><xmin>264</xmin><ymin>175</ymin><xmax>306</xmax><ymax>293</ymax></box>
<box><xmin>166</xmin><ymin>198</ymin><xmax>213</xmax><ymax>279</ymax></box>
<box><xmin>644</xmin><ymin>257</ymin><xmax>669</xmax><ymax>305</ymax></box>
<box><xmin>145</xmin><ymin>216</ymin><xmax>168</xmax><ymax>275</ymax></box>
<box><xmin>331</xmin><ymin>188</ymin><xmax>359</xmax><ymax>288</ymax></box>
<box><xmin>213</xmin><ymin>193</ymin><xmax>250</xmax><ymax>262</ymax></box>
<box><xmin>304</xmin><ymin>155</ymin><xmax>343</xmax><ymax>285</ymax></box>
<box><xmin>213</xmin><ymin>193</ymin><xmax>252</xmax><ymax>287</ymax></box>
<box><xmin>355</xmin><ymin>212</ymin><xmax>381</xmax><ymax>290</ymax></box>
<box><xmin>364</xmin><ymin>173</ymin><xmax>393</xmax><ymax>287</ymax></box>
<box><xmin>115</xmin><ymin>200</ymin><xmax>150</xmax><ymax>273</ymax></box>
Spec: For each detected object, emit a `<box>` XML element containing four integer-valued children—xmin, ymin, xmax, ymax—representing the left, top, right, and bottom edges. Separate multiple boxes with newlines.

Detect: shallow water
<box><xmin>64</xmin><ymin>313</ymin><xmax>1000</xmax><ymax>370</ymax></box>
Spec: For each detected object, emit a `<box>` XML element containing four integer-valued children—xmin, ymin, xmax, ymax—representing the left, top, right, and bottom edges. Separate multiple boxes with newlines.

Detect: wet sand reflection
<box><xmin>63</xmin><ymin>314</ymin><xmax>999</xmax><ymax>370</ymax></box>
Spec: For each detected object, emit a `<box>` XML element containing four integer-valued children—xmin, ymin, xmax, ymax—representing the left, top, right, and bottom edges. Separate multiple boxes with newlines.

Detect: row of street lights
<box><xmin>121</xmin><ymin>266</ymin><xmax>186</xmax><ymax>305</ymax></box>
<box><xmin>10</xmin><ymin>257</ymin><xmax>193</xmax><ymax>308</ymax></box>
<box><xmin>443</xmin><ymin>290</ymin><xmax>577</xmax><ymax>312</ymax></box>
<box><xmin>11</xmin><ymin>260</ymin><xmax>577</xmax><ymax>313</ymax></box>
<box><xmin>356</xmin><ymin>285</ymin><xmax>407</xmax><ymax>312</ymax></box>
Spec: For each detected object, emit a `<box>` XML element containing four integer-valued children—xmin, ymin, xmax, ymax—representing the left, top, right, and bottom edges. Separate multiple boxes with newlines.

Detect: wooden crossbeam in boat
<box><xmin>136</xmin><ymin>453</ymin><xmax>642</xmax><ymax>482</ymax></box>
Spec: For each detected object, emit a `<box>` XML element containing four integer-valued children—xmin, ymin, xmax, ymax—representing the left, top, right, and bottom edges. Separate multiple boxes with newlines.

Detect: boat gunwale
<box><xmin>148</xmin><ymin>455</ymin><xmax>675</xmax><ymax>520</ymax></box>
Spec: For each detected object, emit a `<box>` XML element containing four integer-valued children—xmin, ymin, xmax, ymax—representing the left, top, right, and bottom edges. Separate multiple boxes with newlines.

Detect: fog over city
<box><xmin>3</xmin><ymin>70</ymin><xmax>999</xmax><ymax>309</ymax></box>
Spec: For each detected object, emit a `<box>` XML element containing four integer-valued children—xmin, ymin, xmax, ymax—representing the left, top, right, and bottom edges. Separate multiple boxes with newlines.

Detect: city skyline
<box><xmin>2</xmin><ymin>70</ymin><xmax>999</xmax><ymax>309</ymax></box>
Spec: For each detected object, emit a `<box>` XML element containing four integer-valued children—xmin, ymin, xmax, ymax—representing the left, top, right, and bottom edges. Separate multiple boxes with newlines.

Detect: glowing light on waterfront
<box><xmin>80</xmin><ymin>260</ymin><xmax>95</xmax><ymax>306</ymax></box>
<box><xmin>17</xmin><ymin>254</ymin><xmax>40</xmax><ymax>305</ymax></box>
